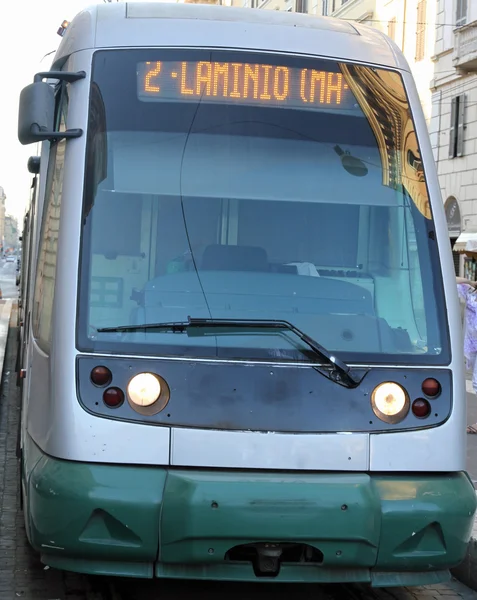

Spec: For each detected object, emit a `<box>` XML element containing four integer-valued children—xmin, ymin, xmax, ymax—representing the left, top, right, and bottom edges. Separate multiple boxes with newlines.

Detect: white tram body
<box><xmin>16</xmin><ymin>2</ymin><xmax>476</xmax><ymax>586</ymax></box>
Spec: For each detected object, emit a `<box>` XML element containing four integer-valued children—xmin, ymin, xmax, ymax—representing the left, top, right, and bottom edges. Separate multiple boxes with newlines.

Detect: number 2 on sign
<box><xmin>145</xmin><ymin>61</ymin><xmax>162</xmax><ymax>93</ymax></box>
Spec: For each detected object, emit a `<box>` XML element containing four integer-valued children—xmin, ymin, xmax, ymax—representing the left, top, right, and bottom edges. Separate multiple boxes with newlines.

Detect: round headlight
<box><xmin>127</xmin><ymin>373</ymin><xmax>161</xmax><ymax>407</ymax></box>
<box><xmin>371</xmin><ymin>382</ymin><xmax>409</xmax><ymax>424</ymax></box>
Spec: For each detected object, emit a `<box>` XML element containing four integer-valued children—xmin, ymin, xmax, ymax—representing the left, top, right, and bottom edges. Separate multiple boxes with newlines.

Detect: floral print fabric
<box><xmin>458</xmin><ymin>283</ymin><xmax>477</xmax><ymax>391</ymax></box>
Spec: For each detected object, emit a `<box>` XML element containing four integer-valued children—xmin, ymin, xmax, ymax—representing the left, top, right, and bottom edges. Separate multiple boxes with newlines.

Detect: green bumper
<box><xmin>23</xmin><ymin>436</ymin><xmax>477</xmax><ymax>586</ymax></box>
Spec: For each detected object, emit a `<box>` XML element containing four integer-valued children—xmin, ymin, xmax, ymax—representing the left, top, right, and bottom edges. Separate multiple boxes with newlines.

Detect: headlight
<box><xmin>127</xmin><ymin>373</ymin><xmax>161</xmax><ymax>407</ymax></box>
<box><xmin>371</xmin><ymin>382</ymin><xmax>409</xmax><ymax>424</ymax></box>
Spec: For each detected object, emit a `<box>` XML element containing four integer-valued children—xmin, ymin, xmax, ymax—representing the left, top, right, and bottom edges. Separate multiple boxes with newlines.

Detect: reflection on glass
<box><xmin>341</xmin><ymin>64</ymin><xmax>430</xmax><ymax>219</ymax></box>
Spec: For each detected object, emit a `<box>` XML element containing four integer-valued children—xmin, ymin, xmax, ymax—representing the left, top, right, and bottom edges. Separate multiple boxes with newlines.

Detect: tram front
<box><xmin>17</xmin><ymin>5</ymin><xmax>477</xmax><ymax>585</ymax></box>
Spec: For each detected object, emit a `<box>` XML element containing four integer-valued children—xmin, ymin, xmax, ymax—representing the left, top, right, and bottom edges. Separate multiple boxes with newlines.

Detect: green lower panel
<box><xmin>160</xmin><ymin>471</ymin><xmax>380</xmax><ymax>567</ymax></box>
<box><xmin>153</xmin><ymin>564</ymin><xmax>451</xmax><ymax>586</ymax></box>
<box><xmin>373</xmin><ymin>475</ymin><xmax>477</xmax><ymax>571</ymax></box>
<box><xmin>41</xmin><ymin>557</ymin><xmax>153</xmax><ymax>578</ymax></box>
<box><xmin>26</xmin><ymin>437</ymin><xmax>166</xmax><ymax>565</ymax></box>
<box><xmin>24</xmin><ymin>435</ymin><xmax>477</xmax><ymax>584</ymax></box>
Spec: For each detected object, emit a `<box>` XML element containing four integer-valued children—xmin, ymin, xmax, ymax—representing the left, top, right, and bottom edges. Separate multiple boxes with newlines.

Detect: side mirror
<box><xmin>17</xmin><ymin>70</ymin><xmax>85</xmax><ymax>146</ymax></box>
<box><xmin>18</xmin><ymin>82</ymin><xmax>55</xmax><ymax>145</ymax></box>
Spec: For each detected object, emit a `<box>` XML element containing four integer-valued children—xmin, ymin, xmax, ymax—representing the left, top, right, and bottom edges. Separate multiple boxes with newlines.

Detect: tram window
<box><xmin>155</xmin><ymin>196</ymin><xmax>222</xmax><ymax>276</ymax></box>
<box><xmin>32</xmin><ymin>82</ymin><xmax>68</xmax><ymax>354</ymax></box>
<box><xmin>91</xmin><ymin>191</ymin><xmax>143</xmax><ymax>257</ymax></box>
<box><xmin>405</xmin><ymin>206</ymin><xmax>427</xmax><ymax>340</ymax></box>
<box><xmin>236</xmin><ymin>200</ymin><xmax>359</xmax><ymax>268</ymax></box>
<box><xmin>78</xmin><ymin>49</ymin><xmax>449</xmax><ymax>364</ymax></box>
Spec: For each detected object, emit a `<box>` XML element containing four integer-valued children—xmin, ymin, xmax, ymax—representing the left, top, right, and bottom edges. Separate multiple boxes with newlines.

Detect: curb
<box><xmin>0</xmin><ymin>299</ymin><xmax>13</xmax><ymax>385</ymax></box>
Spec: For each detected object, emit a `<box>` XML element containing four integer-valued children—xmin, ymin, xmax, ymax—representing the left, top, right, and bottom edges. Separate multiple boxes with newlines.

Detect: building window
<box><xmin>415</xmin><ymin>0</ymin><xmax>426</xmax><ymax>61</ymax></box>
<box><xmin>387</xmin><ymin>17</ymin><xmax>396</xmax><ymax>41</ymax></box>
<box><xmin>296</xmin><ymin>0</ymin><xmax>308</xmax><ymax>12</ymax></box>
<box><xmin>449</xmin><ymin>95</ymin><xmax>466</xmax><ymax>158</ymax></box>
<box><xmin>456</xmin><ymin>0</ymin><xmax>467</xmax><ymax>27</ymax></box>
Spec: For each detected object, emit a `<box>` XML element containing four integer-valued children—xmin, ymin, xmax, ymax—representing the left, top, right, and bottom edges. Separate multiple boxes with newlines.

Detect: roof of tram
<box><xmin>53</xmin><ymin>2</ymin><xmax>409</xmax><ymax>72</ymax></box>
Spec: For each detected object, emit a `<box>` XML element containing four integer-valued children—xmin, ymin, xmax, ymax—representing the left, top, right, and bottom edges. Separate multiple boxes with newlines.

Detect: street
<box><xmin>1</xmin><ymin>267</ymin><xmax>476</xmax><ymax>600</ymax></box>
<box><xmin>0</xmin><ymin>258</ymin><xmax>19</xmax><ymax>300</ymax></box>
<box><xmin>465</xmin><ymin>381</ymin><xmax>477</xmax><ymax>485</ymax></box>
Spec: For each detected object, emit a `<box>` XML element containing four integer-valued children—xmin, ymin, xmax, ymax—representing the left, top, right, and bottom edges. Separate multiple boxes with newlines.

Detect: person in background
<box><xmin>457</xmin><ymin>276</ymin><xmax>477</xmax><ymax>433</ymax></box>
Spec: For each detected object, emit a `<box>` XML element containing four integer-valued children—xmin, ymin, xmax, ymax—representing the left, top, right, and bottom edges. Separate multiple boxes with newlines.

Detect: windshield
<box><xmin>77</xmin><ymin>49</ymin><xmax>449</xmax><ymax>364</ymax></box>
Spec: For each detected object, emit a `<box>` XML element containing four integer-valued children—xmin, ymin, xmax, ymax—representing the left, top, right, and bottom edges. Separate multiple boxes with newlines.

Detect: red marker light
<box><xmin>412</xmin><ymin>398</ymin><xmax>431</xmax><ymax>418</ymax></box>
<box><xmin>91</xmin><ymin>366</ymin><xmax>112</xmax><ymax>387</ymax></box>
<box><xmin>103</xmin><ymin>387</ymin><xmax>124</xmax><ymax>408</ymax></box>
<box><xmin>422</xmin><ymin>378</ymin><xmax>441</xmax><ymax>397</ymax></box>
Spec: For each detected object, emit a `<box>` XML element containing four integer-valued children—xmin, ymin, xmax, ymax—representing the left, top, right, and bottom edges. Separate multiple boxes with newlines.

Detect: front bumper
<box><xmin>24</xmin><ymin>435</ymin><xmax>477</xmax><ymax>586</ymax></box>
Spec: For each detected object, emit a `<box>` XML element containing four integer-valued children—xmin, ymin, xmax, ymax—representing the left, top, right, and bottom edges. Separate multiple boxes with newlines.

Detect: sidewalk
<box><xmin>465</xmin><ymin>376</ymin><xmax>477</xmax><ymax>486</ymax></box>
<box><xmin>452</xmin><ymin>373</ymin><xmax>477</xmax><ymax>589</ymax></box>
<box><xmin>0</xmin><ymin>299</ymin><xmax>12</xmax><ymax>385</ymax></box>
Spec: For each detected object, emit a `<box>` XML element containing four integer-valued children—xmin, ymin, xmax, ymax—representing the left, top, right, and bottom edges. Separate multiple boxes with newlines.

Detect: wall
<box><xmin>429</xmin><ymin>0</ymin><xmax>477</xmax><ymax>240</ymax></box>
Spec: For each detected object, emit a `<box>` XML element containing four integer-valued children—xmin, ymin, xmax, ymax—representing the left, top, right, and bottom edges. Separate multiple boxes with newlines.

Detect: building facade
<box><xmin>231</xmin><ymin>0</ymin><xmax>320</xmax><ymax>16</ymax></box>
<box><xmin>0</xmin><ymin>187</ymin><xmax>6</xmax><ymax>255</ymax></box>
<box><xmin>3</xmin><ymin>214</ymin><xmax>18</xmax><ymax>252</ymax></box>
<box><xmin>429</xmin><ymin>0</ymin><xmax>477</xmax><ymax>276</ymax></box>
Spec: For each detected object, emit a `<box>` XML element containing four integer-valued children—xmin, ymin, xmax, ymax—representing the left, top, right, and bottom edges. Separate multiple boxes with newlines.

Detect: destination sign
<box><xmin>137</xmin><ymin>60</ymin><xmax>357</xmax><ymax>110</ymax></box>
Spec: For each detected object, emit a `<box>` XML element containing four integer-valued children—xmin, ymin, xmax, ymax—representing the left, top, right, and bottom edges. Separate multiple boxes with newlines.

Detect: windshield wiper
<box><xmin>96</xmin><ymin>317</ymin><xmax>363</xmax><ymax>388</ymax></box>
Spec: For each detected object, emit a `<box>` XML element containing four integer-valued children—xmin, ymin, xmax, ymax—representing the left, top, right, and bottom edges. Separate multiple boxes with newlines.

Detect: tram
<box><xmin>16</xmin><ymin>1</ymin><xmax>476</xmax><ymax>586</ymax></box>
<box><xmin>16</xmin><ymin>157</ymin><xmax>40</xmax><ymax>378</ymax></box>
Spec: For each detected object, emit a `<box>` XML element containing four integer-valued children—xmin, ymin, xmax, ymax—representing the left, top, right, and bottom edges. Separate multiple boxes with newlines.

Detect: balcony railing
<box><xmin>453</xmin><ymin>21</ymin><xmax>477</xmax><ymax>72</ymax></box>
<box><xmin>331</xmin><ymin>0</ymin><xmax>375</xmax><ymax>20</ymax></box>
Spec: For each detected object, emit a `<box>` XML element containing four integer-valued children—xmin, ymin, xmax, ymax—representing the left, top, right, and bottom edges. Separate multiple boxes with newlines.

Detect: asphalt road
<box><xmin>0</xmin><ymin>257</ymin><xmax>19</xmax><ymax>300</ymax></box>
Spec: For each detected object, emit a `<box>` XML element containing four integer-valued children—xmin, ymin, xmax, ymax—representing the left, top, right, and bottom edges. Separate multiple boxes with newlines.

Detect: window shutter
<box><xmin>456</xmin><ymin>0</ymin><xmax>468</xmax><ymax>27</ymax></box>
<box><xmin>388</xmin><ymin>17</ymin><xmax>396</xmax><ymax>41</ymax></box>
<box><xmin>457</xmin><ymin>94</ymin><xmax>466</xmax><ymax>157</ymax></box>
<box><xmin>415</xmin><ymin>0</ymin><xmax>426</xmax><ymax>61</ymax></box>
<box><xmin>449</xmin><ymin>97</ymin><xmax>457</xmax><ymax>158</ymax></box>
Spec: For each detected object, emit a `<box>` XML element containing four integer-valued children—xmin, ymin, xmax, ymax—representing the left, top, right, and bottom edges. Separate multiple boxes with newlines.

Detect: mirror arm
<box><xmin>33</xmin><ymin>70</ymin><xmax>86</xmax><ymax>84</ymax></box>
<box><xmin>51</xmin><ymin>129</ymin><xmax>83</xmax><ymax>140</ymax></box>
<box><xmin>30</xmin><ymin>124</ymin><xmax>83</xmax><ymax>141</ymax></box>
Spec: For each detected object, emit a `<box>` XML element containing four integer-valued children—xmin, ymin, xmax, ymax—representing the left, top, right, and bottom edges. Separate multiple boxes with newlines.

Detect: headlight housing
<box><xmin>127</xmin><ymin>372</ymin><xmax>170</xmax><ymax>415</ymax></box>
<box><xmin>371</xmin><ymin>382</ymin><xmax>409</xmax><ymax>424</ymax></box>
